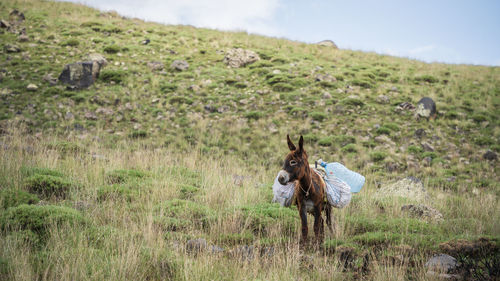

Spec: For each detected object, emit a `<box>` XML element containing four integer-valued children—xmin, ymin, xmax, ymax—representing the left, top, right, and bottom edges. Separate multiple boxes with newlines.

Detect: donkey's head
<box><xmin>278</xmin><ymin>135</ymin><xmax>309</xmax><ymax>185</ymax></box>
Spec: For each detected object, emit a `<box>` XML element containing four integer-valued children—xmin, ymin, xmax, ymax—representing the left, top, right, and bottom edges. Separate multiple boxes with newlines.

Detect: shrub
<box><xmin>266</xmin><ymin>74</ymin><xmax>290</xmax><ymax>85</ymax></box>
<box><xmin>472</xmin><ymin>113</ymin><xmax>489</xmax><ymax>123</ymax></box>
<box><xmin>100</xmin><ymin>70</ymin><xmax>126</xmax><ymax>83</ymax></box>
<box><xmin>217</xmin><ymin>232</ymin><xmax>254</xmax><ymax>246</ymax></box>
<box><xmin>375</xmin><ymin>126</ymin><xmax>391</xmax><ymax>136</ymax></box>
<box><xmin>239</xmin><ymin>203</ymin><xmax>298</xmax><ymax>235</ymax></box>
<box><xmin>168</xmin><ymin>96</ymin><xmax>193</xmax><ymax>105</ymax></box>
<box><xmin>407</xmin><ymin>145</ymin><xmax>423</xmax><ymax>154</ymax></box>
<box><xmin>0</xmin><ymin>204</ymin><xmax>86</xmax><ymax>239</ymax></box>
<box><xmin>370</xmin><ymin>151</ymin><xmax>387</xmax><ymax>162</ymax></box>
<box><xmin>0</xmin><ymin>189</ymin><xmax>39</xmax><ymax>209</ymax></box>
<box><xmin>341</xmin><ymin>98</ymin><xmax>365</xmax><ymax>107</ymax></box>
<box><xmin>335</xmin><ymin>135</ymin><xmax>356</xmax><ymax>147</ymax></box>
<box><xmin>310</xmin><ymin>112</ymin><xmax>327</xmax><ymax>122</ymax></box>
<box><xmin>341</xmin><ymin>144</ymin><xmax>357</xmax><ymax>153</ymax></box>
<box><xmin>422</xmin><ymin>151</ymin><xmax>438</xmax><ymax>159</ymax></box>
<box><xmin>159</xmin><ymin>81</ymin><xmax>177</xmax><ymax>92</ymax></box>
<box><xmin>60</xmin><ymin>38</ymin><xmax>79</xmax><ymax>47</ymax></box>
<box><xmin>272</xmin><ymin>82</ymin><xmax>294</xmax><ymax>92</ymax></box>
<box><xmin>414</xmin><ymin>75</ymin><xmax>439</xmax><ymax>84</ymax></box>
<box><xmin>155</xmin><ymin>199</ymin><xmax>215</xmax><ymax>230</ymax></box>
<box><xmin>351</xmin><ymin>79</ymin><xmax>374</xmax><ymax>88</ymax></box>
<box><xmin>351</xmin><ymin>231</ymin><xmax>402</xmax><ymax>246</ymax></box>
<box><xmin>24</xmin><ymin>175</ymin><xmax>72</xmax><ymax>199</ymax></box>
<box><xmin>244</xmin><ymin>111</ymin><xmax>264</xmax><ymax>120</ymax></box>
<box><xmin>43</xmin><ymin>87</ymin><xmax>63</xmax><ymax>96</ymax></box>
<box><xmin>47</xmin><ymin>141</ymin><xmax>84</xmax><ymax>154</ymax></box>
<box><xmin>97</xmin><ymin>184</ymin><xmax>139</xmax><ymax>202</ymax></box>
<box><xmin>105</xmin><ymin>169</ymin><xmax>147</xmax><ymax>184</ymax></box>
<box><xmin>318</xmin><ymin>136</ymin><xmax>334</xmax><ymax>147</ymax></box>
<box><xmin>20</xmin><ymin>166</ymin><xmax>64</xmax><ymax>178</ymax></box>
<box><xmin>179</xmin><ymin>184</ymin><xmax>199</xmax><ymax>199</ymax></box>
<box><xmin>129</xmin><ymin>130</ymin><xmax>148</xmax><ymax>139</ymax></box>
<box><xmin>103</xmin><ymin>45</ymin><xmax>121</xmax><ymax>54</ymax></box>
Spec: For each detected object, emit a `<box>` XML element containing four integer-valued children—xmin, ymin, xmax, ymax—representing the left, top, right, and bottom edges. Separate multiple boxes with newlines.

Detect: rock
<box><xmin>223</xmin><ymin>48</ymin><xmax>260</xmax><ymax>68</ymax></box>
<box><xmin>210</xmin><ymin>245</ymin><xmax>225</xmax><ymax>255</ymax></box>
<box><xmin>186</xmin><ymin>238</ymin><xmax>207</xmax><ymax>254</ymax></box>
<box><xmin>314</xmin><ymin>73</ymin><xmax>336</xmax><ymax>82</ymax></box>
<box><xmin>260</xmin><ymin>246</ymin><xmax>275</xmax><ymax>258</ymax></box>
<box><xmin>86</xmin><ymin>53</ymin><xmax>108</xmax><ymax>67</ymax></box>
<box><xmin>95</xmin><ymin>107</ymin><xmax>114</xmax><ymax>116</ymax></box>
<box><xmin>9</xmin><ymin>9</ymin><xmax>25</xmax><ymax>23</ymax></box>
<box><xmin>0</xmin><ymin>19</ymin><xmax>10</xmax><ymax>29</ymax></box>
<box><xmin>217</xmin><ymin>105</ymin><xmax>230</xmax><ymax>113</ymax></box>
<box><xmin>385</xmin><ymin>162</ymin><xmax>400</xmax><ymax>172</ymax></box>
<box><xmin>316</xmin><ymin>40</ymin><xmax>338</xmax><ymax>48</ymax></box>
<box><xmin>322</xmin><ymin>91</ymin><xmax>332</xmax><ymax>99</ymax></box>
<box><xmin>147</xmin><ymin>61</ymin><xmax>164</xmax><ymax>71</ymax></box>
<box><xmin>390</xmin><ymin>86</ymin><xmax>399</xmax><ymax>92</ymax></box>
<box><xmin>376</xmin><ymin>177</ymin><xmax>429</xmax><ymax>201</ymax></box>
<box><xmin>43</xmin><ymin>73</ymin><xmax>58</xmax><ymax>86</ymax></box>
<box><xmin>170</xmin><ymin>60</ymin><xmax>189</xmax><ymax>71</ymax></box>
<box><xmin>4</xmin><ymin>44</ymin><xmax>21</xmax><ymax>53</ymax></box>
<box><xmin>414</xmin><ymin>128</ymin><xmax>426</xmax><ymax>138</ymax></box>
<box><xmin>401</xmin><ymin>204</ymin><xmax>443</xmax><ymax>222</ymax></box>
<box><xmin>395</xmin><ymin>102</ymin><xmax>415</xmax><ymax>112</ymax></box>
<box><xmin>483</xmin><ymin>150</ymin><xmax>497</xmax><ymax>161</ymax></box>
<box><xmin>84</xmin><ymin>111</ymin><xmax>98</xmax><ymax>120</ymax></box>
<box><xmin>204</xmin><ymin>105</ymin><xmax>217</xmax><ymax>113</ymax></box>
<box><xmin>421</xmin><ymin>142</ymin><xmax>434</xmax><ymax>152</ymax></box>
<box><xmin>376</xmin><ymin>95</ymin><xmax>390</xmax><ymax>104</ymax></box>
<box><xmin>64</xmin><ymin>111</ymin><xmax>74</xmax><ymax>120</ymax></box>
<box><xmin>141</xmin><ymin>38</ymin><xmax>150</xmax><ymax>45</ymax></box>
<box><xmin>425</xmin><ymin>254</ymin><xmax>459</xmax><ymax>274</ymax></box>
<box><xmin>416</xmin><ymin>97</ymin><xmax>436</xmax><ymax>118</ymax></box>
<box><xmin>232</xmin><ymin>245</ymin><xmax>254</xmax><ymax>261</ymax></box>
<box><xmin>374</xmin><ymin>135</ymin><xmax>395</xmax><ymax>146</ymax></box>
<box><xmin>423</xmin><ymin>156</ymin><xmax>432</xmax><ymax>167</ymax></box>
<box><xmin>18</xmin><ymin>34</ymin><xmax>29</xmax><ymax>42</ymax></box>
<box><xmin>58</xmin><ymin>61</ymin><xmax>102</xmax><ymax>89</ymax></box>
<box><xmin>26</xmin><ymin>84</ymin><xmax>38</xmax><ymax>91</ymax></box>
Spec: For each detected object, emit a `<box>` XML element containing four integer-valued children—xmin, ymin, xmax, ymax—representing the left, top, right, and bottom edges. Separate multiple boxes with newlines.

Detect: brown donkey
<box><xmin>278</xmin><ymin>135</ymin><xmax>333</xmax><ymax>245</ymax></box>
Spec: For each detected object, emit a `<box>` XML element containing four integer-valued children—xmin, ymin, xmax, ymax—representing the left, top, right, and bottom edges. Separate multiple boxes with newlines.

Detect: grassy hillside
<box><xmin>0</xmin><ymin>0</ymin><xmax>499</xmax><ymax>280</ymax></box>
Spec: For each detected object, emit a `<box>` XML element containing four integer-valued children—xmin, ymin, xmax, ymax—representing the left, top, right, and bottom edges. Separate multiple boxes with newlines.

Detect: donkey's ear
<box><xmin>287</xmin><ymin>134</ymin><xmax>296</xmax><ymax>151</ymax></box>
<box><xmin>298</xmin><ymin>135</ymin><xmax>304</xmax><ymax>153</ymax></box>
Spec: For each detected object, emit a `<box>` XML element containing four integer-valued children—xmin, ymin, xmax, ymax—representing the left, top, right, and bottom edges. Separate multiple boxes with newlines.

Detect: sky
<box><xmin>64</xmin><ymin>0</ymin><xmax>500</xmax><ymax>66</ymax></box>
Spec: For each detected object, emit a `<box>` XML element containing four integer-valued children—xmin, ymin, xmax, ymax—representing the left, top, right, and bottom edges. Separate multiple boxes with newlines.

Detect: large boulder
<box><xmin>58</xmin><ymin>56</ymin><xmax>106</xmax><ymax>90</ymax></box>
<box><xmin>223</xmin><ymin>48</ymin><xmax>260</xmax><ymax>68</ymax></box>
<box><xmin>401</xmin><ymin>204</ymin><xmax>443</xmax><ymax>222</ymax></box>
<box><xmin>375</xmin><ymin>177</ymin><xmax>429</xmax><ymax>201</ymax></box>
<box><xmin>316</xmin><ymin>40</ymin><xmax>338</xmax><ymax>49</ymax></box>
<box><xmin>416</xmin><ymin>97</ymin><xmax>436</xmax><ymax>118</ymax></box>
<box><xmin>425</xmin><ymin>254</ymin><xmax>461</xmax><ymax>279</ymax></box>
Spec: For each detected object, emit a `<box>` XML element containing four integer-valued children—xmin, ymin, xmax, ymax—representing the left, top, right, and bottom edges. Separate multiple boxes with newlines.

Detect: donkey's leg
<box><xmin>325</xmin><ymin>203</ymin><xmax>335</xmax><ymax>234</ymax></box>
<box><xmin>298</xmin><ymin>202</ymin><xmax>308</xmax><ymax>245</ymax></box>
<box><xmin>313</xmin><ymin>204</ymin><xmax>324</xmax><ymax>244</ymax></box>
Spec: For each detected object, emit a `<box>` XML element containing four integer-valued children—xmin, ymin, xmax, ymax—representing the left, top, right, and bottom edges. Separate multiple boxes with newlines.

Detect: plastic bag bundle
<box><xmin>324</xmin><ymin>175</ymin><xmax>352</xmax><ymax>208</ymax></box>
<box><xmin>271</xmin><ymin>175</ymin><xmax>295</xmax><ymax>207</ymax></box>
<box><xmin>319</xmin><ymin>161</ymin><xmax>365</xmax><ymax>193</ymax></box>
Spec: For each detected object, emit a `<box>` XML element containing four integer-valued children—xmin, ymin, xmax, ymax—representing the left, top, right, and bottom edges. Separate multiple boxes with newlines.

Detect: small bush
<box><xmin>61</xmin><ymin>38</ymin><xmax>79</xmax><ymax>47</ymax></box>
<box><xmin>100</xmin><ymin>70</ymin><xmax>126</xmax><ymax>83</ymax></box>
<box><xmin>472</xmin><ymin>113</ymin><xmax>489</xmax><ymax>123</ymax></box>
<box><xmin>422</xmin><ymin>151</ymin><xmax>438</xmax><ymax>159</ymax></box>
<box><xmin>97</xmin><ymin>184</ymin><xmax>139</xmax><ymax>202</ymax></box>
<box><xmin>341</xmin><ymin>144</ymin><xmax>357</xmax><ymax>153</ymax></box>
<box><xmin>375</xmin><ymin>126</ymin><xmax>391</xmax><ymax>136</ymax></box>
<box><xmin>341</xmin><ymin>98</ymin><xmax>365</xmax><ymax>107</ymax></box>
<box><xmin>0</xmin><ymin>204</ymin><xmax>86</xmax><ymax>239</ymax></box>
<box><xmin>407</xmin><ymin>145</ymin><xmax>423</xmax><ymax>154</ymax></box>
<box><xmin>24</xmin><ymin>175</ymin><xmax>72</xmax><ymax>199</ymax></box>
<box><xmin>160</xmin><ymin>81</ymin><xmax>177</xmax><ymax>92</ymax></box>
<box><xmin>129</xmin><ymin>130</ymin><xmax>148</xmax><ymax>139</ymax></box>
<box><xmin>179</xmin><ymin>184</ymin><xmax>199</xmax><ymax>199</ymax></box>
<box><xmin>335</xmin><ymin>135</ymin><xmax>356</xmax><ymax>147</ymax></box>
<box><xmin>43</xmin><ymin>87</ymin><xmax>63</xmax><ymax>96</ymax></box>
<box><xmin>239</xmin><ymin>203</ymin><xmax>298</xmax><ymax>235</ymax></box>
<box><xmin>414</xmin><ymin>75</ymin><xmax>439</xmax><ymax>84</ymax></box>
<box><xmin>474</xmin><ymin>136</ymin><xmax>494</xmax><ymax>146</ymax></box>
<box><xmin>370</xmin><ymin>151</ymin><xmax>387</xmax><ymax>162</ymax></box>
<box><xmin>155</xmin><ymin>199</ymin><xmax>215</xmax><ymax>230</ymax></box>
<box><xmin>0</xmin><ymin>189</ymin><xmax>39</xmax><ymax>209</ymax></box>
<box><xmin>351</xmin><ymin>79</ymin><xmax>374</xmax><ymax>89</ymax></box>
<box><xmin>103</xmin><ymin>45</ymin><xmax>121</xmax><ymax>54</ymax></box>
<box><xmin>266</xmin><ymin>74</ymin><xmax>290</xmax><ymax>85</ymax></box>
<box><xmin>217</xmin><ymin>232</ymin><xmax>254</xmax><ymax>246</ymax></box>
<box><xmin>245</xmin><ymin>111</ymin><xmax>263</xmax><ymax>120</ymax></box>
<box><xmin>20</xmin><ymin>166</ymin><xmax>64</xmax><ymax>178</ymax></box>
<box><xmin>105</xmin><ymin>169</ymin><xmax>147</xmax><ymax>184</ymax></box>
<box><xmin>168</xmin><ymin>96</ymin><xmax>193</xmax><ymax>105</ymax></box>
<box><xmin>318</xmin><ymin>136</ymin><xmax>334</xmax><ymax>147</ymax></box>
<box><xmin>47</xmin><ymin>141</ymin><xmax>84</xmax><ymax>154</ymax></box>
<box><xmin>351</xmin><ymin>231</ymin><xmax>402</xmax><ymax>246</ymax></box>
<box><xmin>310</xmin><ymin>112</ymin><xmax>327</xmax><ymax>122</ymax></box>
<box><xmin>272</xmin><ymin>82</ymin><xmax>294</xmax><ymax>92</ymax></box>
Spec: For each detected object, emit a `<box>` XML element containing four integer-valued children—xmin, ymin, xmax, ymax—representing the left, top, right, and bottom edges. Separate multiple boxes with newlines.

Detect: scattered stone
<box><xmin>395</xmin><ymin>102</ymin><xmax>415</xmax><ymax>112</ymax></box>
<box><xmin>314</xmin><ymin>73</ymin><xmax>336</xmax><ymax>82</ymax></box>
<box><xmin>421</xmin><ymin>142</ymin><xmax>434</xmax><ymax>152</ymax></box>
<box><xmin>401</xmin><ymin>204</ymin><xmax>444</xmax><ymax>222</ymax></box>
<box><xmin>316</xmin><ymin>40</ymin><xmax>338</xmax><ymax>48</ymax></box>
<box><xmin>86</xmin><ymin>53</ymin><xmax>108</xmax><ymax>67</ymax></box>
<box><xmin>260</xmin><ymin>246</ymin><xmax>275</xmax><ymax>258</ymax></box>
<box><xmin>4</xmin><ymin>44</ymin><xmax>21</xmax><ymax>53</ymax></box>
<box><xmin>223</xmin><ymin>48</ymin><xmax>260</xmax><ymax>68</ymax></box>
<box><xmin>376</xmin><ymin>95</ymin><xmax>390</xmax><ymax>104</ymax></box>
<box><xmin>376</xmin><ymin>177</ymin><xmax>429</xmax><ymax>201</ymax></box>
<box><xmin>186</xmin><ymin>238</ymin><xmax>207</xmax><ymax>254</ymax></box>
<box><xmin>423</xmin><ymin>156</ymin><xmax>432</xmax><ymax>167</ymax></box>
<box><xmin>414</xmin><ymin>128</ymin><xmax>426</xmax><ymax>138</ymax></box>
<box><xmin>416</xmin><ymin>97</ymin><xmax>436</xmax><ymax>119</ymax></box>
<box><xmin>374</xmin><ymin>135</ymin><xmax>395</xmax><ymax>146</ymax></box>
<box><xmin>95</xmin><ymin>107</ymin><xmax>114</xmax><ymax>116</ymax></box>
<box><xmin>18</xmin><ymin>34</ymin><xmax>29</xmax><ymax>42</ymax></box>
<box><xmin>483</xmin><ymin>150</ymin><xmax>497</xmax><ymax>161</ymax></box>
<box><xmin>210</xmin><ymin>245</ymin><xmax>225</xmax><ymax>255</ymax></box>
<box><xmin>322</xmin><ymin>91</ymin><xmax>332</xmax><ymax>99</ymax></box>
<box><xmin>188</xmin><ymin>84</ymin><xmax>200</xmax><ymax>93</ymax></box>
<box><xmin>0</xmin><ymin>19</ymin><xmax>10</xmax><ymax>29</ymax></box>
<box><xmin>170</xmin><ymin>60</ymin><xmax>189</xmax><ymax>71</ymax></box>
<box><xmin>65</xmin><ymin>111</ymin><xmax>74</xmax><ymax>120</ymax></box>
<box><xmin>26</xmin><ymin>84</ymin><xmax>38</xmax><ymax>91</ymax></box>
<box><xmin>390</xmin><ymin>86</ymin><xmax>399</xmax><ymax>92</ymax></box>
<box><xmin>84</xmin><ymin>111</ymin><xmax>98</xmax><ymax>120</ymax></box>
<box><xmin>232</xmin><ymin>245</ymin><xmax>254</xmax><ymax>261</ymax></box>
<box><xmin>385</xmin><ymin>162</ymin><xmax>400</xmax><ymax>172</ymax></box>
<box><xmin>141</xmin><ymin>38</ymin><xmax>150</xmax><ymax>45</ymax></box>
<box><xmin>9</xmin><ymin>9</ymin><xmax>25</xmax><ymax>23</ymax></box>
<box><xmin>217</xmin><ymin>105</ymin><xmax>230</xmax><ymax>113</ymax></box>
<box><xmin>425</xmin><ymin>254</ymin><xmax>459</xmax><ymax>279</ymax></box>
<box><xmin>147</xmin><ymin>61</ymin><xmax>164</xmax><ymax>71</ymax></box>
<box><xmin>204</xmin><ymin>105</ymin><xmax>217</xmax><ymax>113</ymax></box>
<box><xmin>58</xmin><ymin>61</ymin><xmax>102</xmax><ymax>90</ymax></box>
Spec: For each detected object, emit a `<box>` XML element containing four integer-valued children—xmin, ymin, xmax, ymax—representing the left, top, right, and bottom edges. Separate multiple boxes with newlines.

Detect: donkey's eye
<box><xmin>289</xmin><ymin>160</ymin><xmax>298</xmax><ymax>166</ymax></box>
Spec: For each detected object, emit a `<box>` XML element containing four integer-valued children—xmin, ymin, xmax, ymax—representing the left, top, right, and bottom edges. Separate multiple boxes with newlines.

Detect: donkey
<box><xmin>278</xmin><ymin>135</ymin><xmax>333</xmax><ymax>245</ymax></box>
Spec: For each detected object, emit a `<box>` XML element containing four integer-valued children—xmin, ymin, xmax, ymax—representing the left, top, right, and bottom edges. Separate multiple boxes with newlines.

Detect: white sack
<box><xmin>272</xmin><ymin>175</ymin><xmax>295</xmax><ymax>207</ymax></box>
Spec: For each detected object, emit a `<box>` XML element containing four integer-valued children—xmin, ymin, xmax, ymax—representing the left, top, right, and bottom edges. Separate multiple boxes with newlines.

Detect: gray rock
<box><xmin>260</xmin><ymin>246</ymin><xmax>275</xmax><ymax>258</ymax></box>
<box><xmin>232</xmin><ymin>245</ymin><xmax>254</xmax><ymax>261</ymax></box>
<box><xmin>396</xmin><ymin>102</ymin><xmax>415</xmax><ymax>111</ymax></box>
<box><xmin>86</xmin><ymin>53</ymin><xmax>108</xmax><ymax>67</ymax></box>
<box><xmin>9</xmin><ymin>9</ymin><xmax>25</xmax><ymax>23</ymax></box>
<box><xmin>147</xmin><ymin>61</ymin><xmax>164</xmax><ymax>71</ymax></box>
<box><xmin>4</xmin><ymin>44</ymin><xmax>21</xmax><ymax>53</ymax></box>
<box><xmin>416</xmin><ymin>97</ymin><xmax>436</xmax><ymax>118</ymax></box>
<box><xmin>322</xmin><ymin>91</ymin><xmax>332</xmax><ymax>99</ymax></box>
<box><xmin>210</xmin><ymin>245</ymin><xmax>225</xmax><ymax>254</ymax></box>
<box><xmin>0</xmin><ymin>19</ymin><xmax>10</xmax><ymax>29</ymax></box>
<box><xmin>483</xmin><ymin>150</ymin><xmax>497</xmax><ymax>161</ymax></box>
<box><xmin>401</xmin><ymin>204</ymin><xmax>444</xmax><ymax>222</ymax></box>
<box><xmin>26</xmin><ymin>84</ymin><xmax>38</xmax><ymax>91</ymax></box>
<box><xmin>18</xmin><ymin>34</ymin><xmax>29</xmax><ymax>42</ymax></box>
<box><xmin>84</xmin><ymin>111</ymin><xmax>98</xmax><ymax>120</ymax></box>
<box><xmin>170</xmin><ymin>60</ymin><xmax>189</xmax><ymax>71</ymax></box>
<box><xmin>376</xmin><ymin>177</ymin><xmax>429</xmax><ymax>201</ymax></box>
<box><xmin>425</xmin><ymin>254</ymin><xmax>458</xmax><ymax>273</ymax></box>
<box><xmin>223</xmin><ymin>48</ymin><xmax>260</xmax><ymax>68</ymax></box>
<box><xmin>314</xmin><ymin>73</ymin><xmax>336</xmax><ymax>82</ymax></box>
<box><xmin>316</xmin><ymin>40</ymin><xmax>338</xmax><ymax>48</ymax></box>
<box><xmin>58</xmin><ymin>61</ymin><xmax>102</xmax><ymax>90</ymax></box>
<box><xmin>376</xmin><ymin>95</ymin><xmax>390</xmax><ymax>104</ymax></box>
<box><xmin>414</xmin><ymin>128</ymin><xmax>426</xmax><ymax>138</ymax></box>
<box><xmin>421</xmin><ymin>142</ymin><xmax>434</xmax><ymax>152</ymax></box>
<box><xmin>204</xmin><ymin>105</ymin><xmax>217</xmax><ymax>113</ymax></box>
<box><xmin>186</xmin><ymin>238</ymin><xmax>207</xmax><ymax>254</ymax></box>
<box><xmin>65</xmin><ymin>111</ymin><xmax>74</xmax><ymax>120</ymax></box>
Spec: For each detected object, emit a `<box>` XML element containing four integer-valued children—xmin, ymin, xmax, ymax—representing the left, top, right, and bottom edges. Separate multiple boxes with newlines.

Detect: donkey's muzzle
<box><xmin>277</xmin><ymin>170</ymin><xmax>290</xmax><ymax>185</ymax></box>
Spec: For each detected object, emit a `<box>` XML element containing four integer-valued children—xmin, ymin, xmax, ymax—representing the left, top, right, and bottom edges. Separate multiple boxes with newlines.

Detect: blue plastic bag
<box><xmin>319</xmin><ymin>161</ymin><xmax>365</xmax><ymax>193</ymax></box>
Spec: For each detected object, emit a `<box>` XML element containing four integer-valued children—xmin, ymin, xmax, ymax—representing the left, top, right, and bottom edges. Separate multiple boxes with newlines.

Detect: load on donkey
<box><xmin>273</xmin><ymin>135</ymin><xmax>365</xmax><ymax>244</ymax></box>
